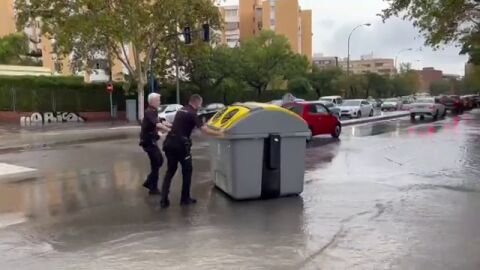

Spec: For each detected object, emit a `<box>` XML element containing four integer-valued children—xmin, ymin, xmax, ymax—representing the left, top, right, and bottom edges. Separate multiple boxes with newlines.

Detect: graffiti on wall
<box><xmin>20</xmin><ymin>112</ymin><xmax>85</xmax><ymax>126</ymax></box>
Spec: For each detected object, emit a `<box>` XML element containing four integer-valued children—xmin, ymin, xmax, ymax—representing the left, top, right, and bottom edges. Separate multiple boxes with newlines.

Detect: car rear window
<box><xmin>286</xmin><ymin>105</ymin><xmax>303</xmax><ymax>115</ymax></box>
<box><xmin>415</xmin><ymin>99</ymin><xmax>434</xmax><ymax>104</ymax></box>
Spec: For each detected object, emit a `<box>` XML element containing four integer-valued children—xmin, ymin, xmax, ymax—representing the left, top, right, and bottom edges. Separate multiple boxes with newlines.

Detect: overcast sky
<box><xmin>221</xmin><ymin>0</ymin><xmax>468</xmax><ymax>75</ymax></box>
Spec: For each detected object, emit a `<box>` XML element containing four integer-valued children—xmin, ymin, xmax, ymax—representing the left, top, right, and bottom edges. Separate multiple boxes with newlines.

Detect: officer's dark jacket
<box><xmin>140</xmin><ymin>106</ymin><xmax>160</xmax><ymax>146</ymax></box>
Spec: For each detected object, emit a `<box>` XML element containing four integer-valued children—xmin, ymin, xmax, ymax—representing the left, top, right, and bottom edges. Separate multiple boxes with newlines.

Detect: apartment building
<box><xmin>222</xmin><ymin>0</ymin><xmax>312</xmax><ymax>60</ymax></box>
<box><xmin>219</xmin><ymin>5</ymin><xmax>240</xmax><ymax>48</ymax></box>
<box><xmin>0</xmin><ymin>0</ymin><xmax>74</xmax><ymax>77</ymax></box>
<box><xmin>0</xmin><ymin>0</ymin><xmax>127</xmax><ymax>82</ymax></box>
<box><xmin>312</xmin><ymin>54</ymin><xmax>339</xmax><ymax>70</ymax></box>
<box><xmin>417</xmin><ymin>67</ymin><xmax>443</xmax><ymax>92</ymax></box>
<box><xmin>338</xmin><ymin>55</ymin><xmax>396</xmax><ymax>76</ymax></box>
<box><xmin>0</xmin><ymin>0</ymin><xmax>16</xmax><ymax>37</ymax></box>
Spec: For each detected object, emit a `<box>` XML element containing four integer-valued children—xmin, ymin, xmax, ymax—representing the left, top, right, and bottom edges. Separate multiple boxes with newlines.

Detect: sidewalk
<box><xmin>0</xmin><ymin>122</ymin><xmax>140</xmax><ymax>153</ymax></box>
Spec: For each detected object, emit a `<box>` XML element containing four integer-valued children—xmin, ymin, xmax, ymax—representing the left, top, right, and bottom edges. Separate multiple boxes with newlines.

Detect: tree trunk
<box><xmin>137</xmin><ymin>83</ymin><xmax>145</xmax><ymax>121</ymax></box>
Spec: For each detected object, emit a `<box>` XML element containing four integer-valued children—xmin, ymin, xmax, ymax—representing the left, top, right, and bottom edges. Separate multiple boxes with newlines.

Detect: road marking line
<box><xmin>0</xmin><ymin>212</ymin><xmax>27</xmax><ymax>228</ymax></box>
<box><xmin>0</xmin><ymin>163</ymin><xmax>37</xmax><ymax>180</ymax></box>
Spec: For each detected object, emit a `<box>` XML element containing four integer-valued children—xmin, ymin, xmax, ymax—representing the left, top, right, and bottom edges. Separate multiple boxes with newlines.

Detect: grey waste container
<box><xmin>207</xmin><ymin>102</ymin><xmax>311</xmax><ymax>200</ymax></box>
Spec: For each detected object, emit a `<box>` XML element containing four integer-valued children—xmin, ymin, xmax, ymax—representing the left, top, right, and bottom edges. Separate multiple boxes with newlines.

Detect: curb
<box><xmin>341</xmin><ymin>112</ymin><xmax>410</xmax><ymax>127</ymax></box>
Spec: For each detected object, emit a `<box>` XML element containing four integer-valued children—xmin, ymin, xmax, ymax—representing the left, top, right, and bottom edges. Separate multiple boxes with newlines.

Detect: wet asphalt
<box><xmin>0</xmin><ymin>111</ymin><xmax>479</xmax><ymax>269</ymax></box>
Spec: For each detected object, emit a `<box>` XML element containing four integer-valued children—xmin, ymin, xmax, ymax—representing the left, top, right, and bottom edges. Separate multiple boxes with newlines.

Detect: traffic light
<box><xmin>183</xmin><ymin>27</ymin><xmax>191</xmax><ymax>45</ymax></box>
<box><xmin>202</xmin><ymin>23</ymin><xmax>210</xmax><ymax>42</ymax></box>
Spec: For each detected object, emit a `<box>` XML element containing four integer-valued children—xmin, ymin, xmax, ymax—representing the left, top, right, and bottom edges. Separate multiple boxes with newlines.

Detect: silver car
<box><xmin>318</xmin><ymin>101</ymin><xmax>341</xmax><ymax>119</ymax></box>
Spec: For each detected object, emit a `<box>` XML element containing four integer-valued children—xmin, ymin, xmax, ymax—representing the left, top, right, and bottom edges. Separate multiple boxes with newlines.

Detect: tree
<box><xmin>464</xmin><ymin>64</ymin><xmax>480</xmax><ymax>92</ymax></box>
<box><xmin>238</xmin><ymin>31</ymin><xmax>307</xmax><ymax>97</ymax></box>
<box><xmin>288</xmin><ymin>77</ymin><xmax>312</xmax><ymax>96</ymax></box>
<box><xmin>381</xmin><ymin>0</ymin><xmax>480</xmax><ymax>63</ymax></box>
<box><xmin>15</xmin><ymin>0</ymin><xmax>221</xmax><ymax>119</ymax></box>
<box><xmin>430</xmin><ymin>80</ymin><xmax>451</xmax><ymax>95</ymax></box>
<box><xmin>184</xmin><ymin>44</ymin><xmax>240</xmax><ymax>94</ymax></box>
<box><xmin>308</xmin><ymin>67</ymin><xmax>344</xmax><ymax>98</ymax></box>
<box><xmin>0</xmin><ymin>33</ymin><xmax>41</xmax><ymax>66</ymax></box>
<box><xmin>364</xmin><ymin>72</ymin><xmax>390</xmax><ymax>98</ymax></box>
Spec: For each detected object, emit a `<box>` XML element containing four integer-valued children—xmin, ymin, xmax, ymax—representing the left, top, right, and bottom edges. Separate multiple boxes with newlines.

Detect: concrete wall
<box><xmin>0</xmin><ymin>111</ymin><xmax>127</xmax><ymax>123</ymax></box>
<box><xmin>239</xmin><ymin>0</ymin><xmax>257</xmax><ymax>42</ymax></box>
<box><xmin>300</xmin><ymin>10</ymin><xmax>312</xmax><ymax>61</ymax></box>
<box><xmin>0</xmin><ymin>0</ymin><xmax>16</xmax><ymax>37</ymax></box>
<box><xmin>0</xmin><ymin>65</ymin><xmax>52</xmax><ymax>76</ymax></box>
<box><xmin>275</xmin><ymin>0</ymin><xmax>299</xmax><ymax>53</ymax></box>
<box><xmin>262</xmin><ymin>1</ymin><xmax>271</xmax><ymax>31</ymax></box>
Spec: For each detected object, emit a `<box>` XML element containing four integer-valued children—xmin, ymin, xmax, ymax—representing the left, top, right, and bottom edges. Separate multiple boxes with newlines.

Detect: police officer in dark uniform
<box><xmin>140</xmin><ymin>93</ymin><xmax>171</xmax><ymax>195</ymax></box>
<box><xmin>160</xmin><ymin>94</ymin><xmax>222</xmax><ymax>208</ymax></box>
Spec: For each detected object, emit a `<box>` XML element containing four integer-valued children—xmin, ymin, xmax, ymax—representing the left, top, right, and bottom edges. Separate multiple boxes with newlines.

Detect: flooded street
<box><xmin>0</xmin><ymin>111</ymin><xmax>479</xmax><ymax>269</ymax></box>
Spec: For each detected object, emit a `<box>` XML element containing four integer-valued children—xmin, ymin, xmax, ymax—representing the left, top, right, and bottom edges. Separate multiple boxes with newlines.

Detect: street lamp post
<box><xmin>347</xmin><ymin>23</ymin><xmax>371</xmax><ymax>77</ymax></box>
<box><xmin>395</xmin><ymin>48</ymin><xmax>413</xmax><ymax>72</ymax></box>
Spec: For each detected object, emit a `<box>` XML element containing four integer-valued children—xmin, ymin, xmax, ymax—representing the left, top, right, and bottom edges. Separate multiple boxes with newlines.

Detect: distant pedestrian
<box><xmin>140</xmin><ymin>93</ymin><xmax>171</xmax><ymax>195</ymax></box>
<box><xmin>160</xmin><ymin>94</ymin><xmax>222</xmax><ymax>208</ymax></box>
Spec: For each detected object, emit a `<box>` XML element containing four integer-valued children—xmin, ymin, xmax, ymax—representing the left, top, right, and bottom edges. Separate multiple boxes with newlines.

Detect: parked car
<box><xmin>158</xmin><ymin>104</ymin><xmax>183</xmax><ymax>123</ymax></box>
<box><xmin>268</xmin><ymin>98</ymin><xmax>305</xmax><ymax>106</ymax></box>
<box><xmin>473</xmin><ymin>95</ymin><xmax>480</xmax><ymax>107</ymax></box>
<box><xmin>410</xmin><ymin>97</ymin><xmax>446</xmax><ymax>120</ymax></box>
<box><xmin>338</xmin><ymin>99</ymin><xmax>374</xmax><ymax>118</ymax></box>
<box><xmin>440</xmin><ymin>95</ymin><xmax>464</xmax><ymax>114</ymax></box>
<box><xmin>318</xmin><ymin>100</ymin><xmax>341</xmax><ymax>119</ymax></box>
<box><xmin>400</xmin><ymin>96</ymin><xmax>415</xmax><ymax>111</ymax></box>
<box><xmin>461</xmin><ymin>95</ymin><xmax>475</xmax><ymax>110</ymax></box>
<box><xmin>367</xmin><ymin>98</ymin><xmax>381</xmax><ymax>108</ymax></box>
<box><xmin>381</xmin><ymin>98</ymin><xmax>402</xmax><ymax>111</ymax></box>
<box><xmin>283</xmin><ymin>101</ymin><xmax>342</xmax><ymax>138</ymax></box>
<box><xmin>198</xmin><ymin>103</ymin><xmax>226</xmax><ymax>123</ymax></box>
<box><xmin>319</xmin><ymin>96</ymin><xmax>343</xmax><ymax>106</ymax></box>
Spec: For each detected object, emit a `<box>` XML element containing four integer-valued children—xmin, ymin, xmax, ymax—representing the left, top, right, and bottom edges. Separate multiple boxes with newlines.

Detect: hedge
<box><xmin>0</xmin><ymin>75</ymin><xmax>319</xmax><ymax>112</ymax></box>
<box><xmin>0</xmin><ymin>76</ymin><xmax>128</xmax><ymax>112</ymax></box>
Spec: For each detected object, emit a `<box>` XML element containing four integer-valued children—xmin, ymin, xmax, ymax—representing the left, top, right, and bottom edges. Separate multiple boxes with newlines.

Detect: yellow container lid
<box><xmin>208</xmin><ymin>102</ymin><xmax>303</xmax><ymax>130</ymax></box>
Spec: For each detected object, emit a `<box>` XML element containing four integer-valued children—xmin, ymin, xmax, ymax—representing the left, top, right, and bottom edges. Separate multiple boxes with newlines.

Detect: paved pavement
<box><xmin>0</xmin><ymin>110</ymin><xmax>479</xmax><ymax>269</ymax></box>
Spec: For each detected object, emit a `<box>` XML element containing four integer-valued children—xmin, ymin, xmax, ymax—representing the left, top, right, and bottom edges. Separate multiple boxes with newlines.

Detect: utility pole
<box><xmin>175</xmin><ymin>37</ymin><xmax>180</xmax><ymax>104</ymax></box>
<box><xmin>347</xmin><ymin>23</ymin><xmax>371</xmax><ymax>78</ymax></box>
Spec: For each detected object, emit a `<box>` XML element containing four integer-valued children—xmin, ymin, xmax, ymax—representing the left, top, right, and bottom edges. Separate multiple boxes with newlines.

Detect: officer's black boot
<box><xmin>160</xmin><ymin>199</ymin><xmax>170</xmax><ymax>209</ymax></box>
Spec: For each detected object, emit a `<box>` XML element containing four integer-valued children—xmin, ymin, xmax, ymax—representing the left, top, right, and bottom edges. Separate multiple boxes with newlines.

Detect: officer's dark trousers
<box><xmin>161</xmin><ymin>136</ymin><xmax>193</xmax><ymax>201</ymax></box>
<box><xmin>143</xmin><ymin>145</ymin><xmax>163</xmax><ymax>190</ymax></box>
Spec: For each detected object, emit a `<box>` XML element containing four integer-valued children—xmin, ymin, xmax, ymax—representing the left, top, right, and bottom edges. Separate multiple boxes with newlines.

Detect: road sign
<box><xmin>107</xmin><ymin>83</ymin><xmax>114</xmax><ymax>93</ymax></box>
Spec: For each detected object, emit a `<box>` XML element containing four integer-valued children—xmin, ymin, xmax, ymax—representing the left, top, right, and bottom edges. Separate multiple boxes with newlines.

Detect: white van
<box><xmin>320</xmin><ymin>96</ymin><xmax>343</xmax><ymax>106</ymax></box>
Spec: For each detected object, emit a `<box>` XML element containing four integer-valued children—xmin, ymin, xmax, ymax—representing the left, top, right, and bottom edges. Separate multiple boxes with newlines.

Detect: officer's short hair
<box><xmin>148</xmin><ymin>93</ymin><xmax>161</xmax><ymax>105</ymax></box>
<box><xmin>189</xmin><ymin>94</ymin><xmax>203</xmax><ymax>103</ymax></box>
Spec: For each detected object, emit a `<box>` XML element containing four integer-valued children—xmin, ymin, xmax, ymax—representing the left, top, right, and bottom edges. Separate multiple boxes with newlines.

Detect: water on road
<box><xmin>0</xmin><ymin>111</ymin><xmax>479</xmax><ymax>269</ymax></box>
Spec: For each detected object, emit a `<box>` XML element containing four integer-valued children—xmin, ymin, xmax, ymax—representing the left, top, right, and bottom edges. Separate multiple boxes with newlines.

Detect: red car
<box><xmin>440</xmin><ymin>95</ymin><xmax>464</xmax><ymax>114</ymax></box>
<box><xmin>283</xmin><ymin>102</ymin><xmax>342</xmax><ymax>138</ymax></box>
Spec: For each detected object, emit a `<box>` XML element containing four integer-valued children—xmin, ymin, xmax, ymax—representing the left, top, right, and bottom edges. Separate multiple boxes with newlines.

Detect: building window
<box><xmin>375</xmin><ymin>63</ymin><xmax>384</xmax><ymax>67</ymax></box>
<box><xmin>225</xmin><ymin>9</ymin><xmax>238</xmax><ymax>17</ymax></box>
<box><xmin>226</xmin><ymin>22</ymin><xmax>239</xmax><ymax>31</ymax></box>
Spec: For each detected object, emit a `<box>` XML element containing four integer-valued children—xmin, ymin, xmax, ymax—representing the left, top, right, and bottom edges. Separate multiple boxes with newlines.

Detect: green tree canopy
<box><xmin>308</xmin><ymin>67</ymin><xmax>344</xmax><ymax>98</ymax></box>
<box><xmin>430</xmin><ymin>80</ymin><xmax>451</xmax><ymax>95</ymax></box>
<box><xmin>238</xmin><ymin>31</ymin><xmax>309</xmax><ymax>96</ymax></box>
<box><xmin>287</xmin><ymin>77</ymin><xmax>312</xmax><ymax>96</ymax></box>
<box><xmin>381</xmin><ymin>0</ymin><xmax>480</xmax><ymax>64</ymax></box>
<box><xmin>15</xmin><ymin>0</ymin><xmax>221</xmax><ymax>119</ymax></box>
<box><xmin>0</xmin><ymin>33</ymin><xmax>41</xmax><ymax>66</ymax></box>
